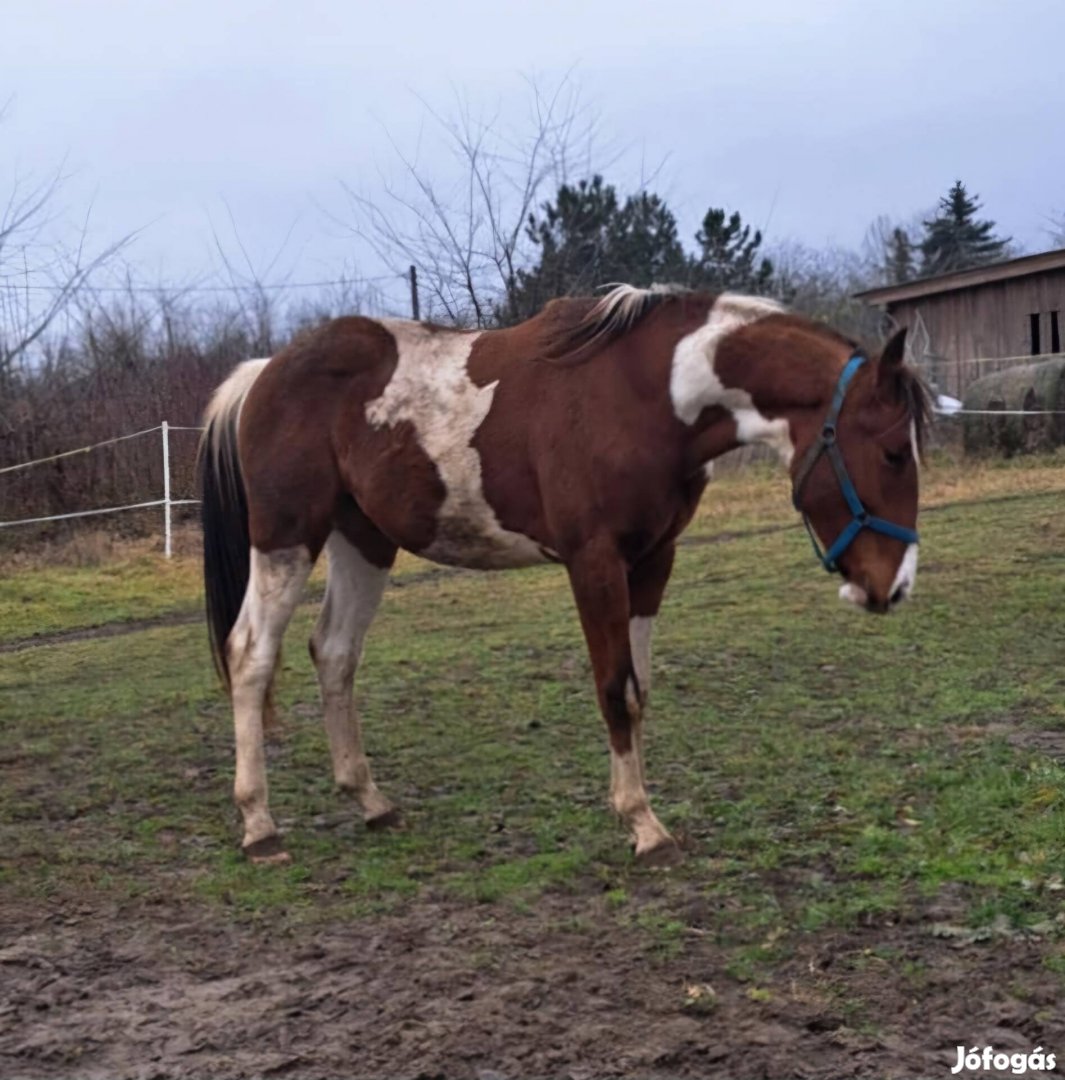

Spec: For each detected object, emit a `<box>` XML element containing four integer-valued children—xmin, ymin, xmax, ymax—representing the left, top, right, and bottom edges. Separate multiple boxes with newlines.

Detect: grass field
<box><xmin>3</xmin><ymin>451</ymin><xmax>1065</xmax><ymax>1077</ymax></box>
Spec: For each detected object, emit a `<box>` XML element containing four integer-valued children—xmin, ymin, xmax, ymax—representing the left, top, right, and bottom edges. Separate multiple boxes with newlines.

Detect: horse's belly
<box><xmin>420</xmin><ymin>495</ymin><xmax>552</xmax><ymax>570</ymax></box>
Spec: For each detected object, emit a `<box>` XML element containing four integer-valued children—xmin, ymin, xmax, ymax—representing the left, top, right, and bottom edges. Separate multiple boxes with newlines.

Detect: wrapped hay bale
<box><xmin>962</xmin><ymin>358</ymin><xmax>1065</xmax><ymax>455</ymax></box>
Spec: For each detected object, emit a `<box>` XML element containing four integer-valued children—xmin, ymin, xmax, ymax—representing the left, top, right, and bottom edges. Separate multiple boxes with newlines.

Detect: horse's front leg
<box><xmin>627</xmin><ymin>541</ymin><xmax>676</xmax><ymax>819</ymax></box>
<box><xmin>567</xmin><ymin>540</ymin><xmax>681</xmax><ymax>866</ymax></box>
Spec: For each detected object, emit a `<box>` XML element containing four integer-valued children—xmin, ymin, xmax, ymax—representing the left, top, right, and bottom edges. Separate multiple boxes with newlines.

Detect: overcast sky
<box><xmin>3</xmin><ymin>0</ymin><xmax>1061</xmax><ymax>310</ymax></box>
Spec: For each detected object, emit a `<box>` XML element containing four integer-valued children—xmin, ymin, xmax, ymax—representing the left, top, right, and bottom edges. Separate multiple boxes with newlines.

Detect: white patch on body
<box><xmin>669</xmin><ymin>294</ymin><xmax>794</xmax><ymax>464</ymax></box>
<box><xmin>366</xmin><ymin>321</ymin><xmax>547</xmax><ymax>569</ymax></box>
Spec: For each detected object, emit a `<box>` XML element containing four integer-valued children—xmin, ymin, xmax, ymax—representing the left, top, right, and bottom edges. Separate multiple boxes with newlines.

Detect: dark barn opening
<box><xmin>1029</xmin><ymin>313</ymin><xmax>1042</xmax><ymax>356</ymax></box>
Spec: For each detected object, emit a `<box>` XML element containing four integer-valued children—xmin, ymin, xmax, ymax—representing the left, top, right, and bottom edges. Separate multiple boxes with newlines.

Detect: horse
<box><xmin>198</xmin><ymin>285</ymin><xmax>931</xmax><ymax>867</ymax></box>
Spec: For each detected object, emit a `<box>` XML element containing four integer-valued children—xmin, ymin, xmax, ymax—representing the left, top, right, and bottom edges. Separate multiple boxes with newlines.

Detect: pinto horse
<box><xmin>199</xmin><ymin>285</ymin><xmax>931</xmax><ymax>866</ymax></box>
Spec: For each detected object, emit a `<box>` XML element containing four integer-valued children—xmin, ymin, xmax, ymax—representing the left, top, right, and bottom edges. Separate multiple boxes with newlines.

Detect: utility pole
<box><xmin>409</xmin><ymin>265</ymin><xmax>420</xmax><ymax>322</ymax></box>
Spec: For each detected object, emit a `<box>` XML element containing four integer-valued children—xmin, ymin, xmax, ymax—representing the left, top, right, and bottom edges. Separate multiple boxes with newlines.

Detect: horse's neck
<box><xmin>681</xmin><ymin>397</ymin><xmax>796</xmax><ymax>478</ymax></box>
<box><xmin>671</xmin><ymin>324</ymin><xmax>811</xmax><ymax>476</ymax></box>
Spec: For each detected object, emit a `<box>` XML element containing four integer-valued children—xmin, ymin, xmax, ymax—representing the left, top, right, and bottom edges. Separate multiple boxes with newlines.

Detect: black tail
<box><xmin>199</xmin><ymin>364</ymin><xmax>261</xmax><ymax>690</ymax></box>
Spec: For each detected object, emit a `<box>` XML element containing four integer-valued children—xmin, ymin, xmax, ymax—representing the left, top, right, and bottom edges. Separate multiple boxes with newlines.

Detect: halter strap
<box><xmin>792</xmin><ymin>354</ymin><xmax>918</xmax><ymax>574</ymax></box>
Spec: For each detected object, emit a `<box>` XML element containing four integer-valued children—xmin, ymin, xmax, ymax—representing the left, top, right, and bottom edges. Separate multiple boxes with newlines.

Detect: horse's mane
<box><xmin>896</xmin><ymin>361</ymin><xmax>935</xmax><ymax>457</ymax></box>
<box><xmin>537</xmin><ymin>283</ymin><xmax>696</xmax><ymax>365</ymax></box>
<box><xmin>531</xmin><ymin>283</ymin><xmax>934</xmax><ymax>452</ymax></box>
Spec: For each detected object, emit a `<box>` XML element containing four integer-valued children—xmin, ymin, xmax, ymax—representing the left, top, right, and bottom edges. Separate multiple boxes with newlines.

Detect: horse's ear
<box><xmin>879</xmin><ymin>327</ymin><xmax>907</xmax><ymax>370</ymax></box>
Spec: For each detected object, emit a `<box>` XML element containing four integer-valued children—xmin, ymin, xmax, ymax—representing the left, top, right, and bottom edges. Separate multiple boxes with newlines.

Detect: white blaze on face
<box><xmin>365</xmin><ymin>321</ymin><xmax>548</xmax><ymax>569</ymax></box>
<box><xmin>838</xmin><ymin>543</ymin><xmax>919</xmax><ymax>610</ymax></box>
<box><xmin>890</xmin><ymin>543</ymin><xmax>918</xmax><ymax>602</ymax></box>
<box><xmin>839</xmin><ymin>416</ymin><xmax>920</xmax><ymax>611</ymax></box>
<box><xmin>669</xmin><ymin>294</ymin><xmax>794</xmax><ymax>464</ymax></box>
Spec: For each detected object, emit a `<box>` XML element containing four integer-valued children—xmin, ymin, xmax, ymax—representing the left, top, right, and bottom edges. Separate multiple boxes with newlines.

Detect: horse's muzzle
<box><xmin>838</xmin><ymin>543</ymin><xmax>918</xmax><ymax>614</ymax></box>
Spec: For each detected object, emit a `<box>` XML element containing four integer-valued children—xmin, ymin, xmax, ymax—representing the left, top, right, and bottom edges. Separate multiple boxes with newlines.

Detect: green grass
<box><xmin>3</xmin><ymin>458</ymin><xmax>1065</xmax><ymax>976</ymax></box>
<box><xmin>0</xmin><ymin>553</ymin><xmax>203</xmax><ymax>643</ymax></box>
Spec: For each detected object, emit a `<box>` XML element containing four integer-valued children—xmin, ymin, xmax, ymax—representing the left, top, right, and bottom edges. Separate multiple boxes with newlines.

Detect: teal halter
<box><xmin>791</xmin><ymin>354</ymin><xmax>919</xmax><ymax>574</ymax></box>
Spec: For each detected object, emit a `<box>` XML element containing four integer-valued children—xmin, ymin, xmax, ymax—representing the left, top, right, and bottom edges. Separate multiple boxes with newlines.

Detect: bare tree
<box><xmin>770</xmin><ymin>239</ymin><xmax>886</xmax><ymax>342</ymax></box>
<box><xmin>341</xmin><ymin>74</ymin><xmax>603</xmax><ymax>327</ymax></box>
<box><xmin>209</xmin><ymin>200</ymin><xmax>387</xmax><ymax>353</ymax></box>
<box><xmin>1047</xmin><ymin>211</ymin><xmax>1065</xmax><ymax>248</ymax></box>
<box><xmin>0</xmin><ymin>104</ymin><xmax>132</xmax><ymax>376</ymax></box>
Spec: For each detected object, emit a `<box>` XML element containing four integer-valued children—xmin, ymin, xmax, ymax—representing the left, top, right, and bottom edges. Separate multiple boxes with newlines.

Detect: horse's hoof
<box><xmin>365</xmin><ymin>807</ymin><xmax>403</xmax><ymax>831</ymax></box>
<box><xmin>635</xmin><ymin>838</ymin><xmax>684</xmax><ymax>868</ymax></box>
<box><xmin>243</xmin><ymin>835</ymin><xmax>291</xmax><ymax>865</ymax></box>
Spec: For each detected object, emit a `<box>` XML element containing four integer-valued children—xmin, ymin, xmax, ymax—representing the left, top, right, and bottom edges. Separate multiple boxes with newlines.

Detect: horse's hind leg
<box><xmin>229</xmin><ymin>545</ymin><xmax>313</xmax><ymax>862</ymax></box>
<box><xmin>310</xmin><ymin>530</ymin><xmax>398</xmax><ymax>827</ymax></box>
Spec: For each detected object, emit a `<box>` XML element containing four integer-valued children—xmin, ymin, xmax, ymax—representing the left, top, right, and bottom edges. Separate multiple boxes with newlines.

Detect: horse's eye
<box><xmin>883</xmin><ymin>446</ymin><xmax>910</xmax><ymax>469</ymax></box>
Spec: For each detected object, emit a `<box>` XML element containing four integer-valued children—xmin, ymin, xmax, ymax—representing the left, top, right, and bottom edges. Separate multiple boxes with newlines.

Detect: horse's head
<box><xmin>790</xmin><ymin>328</ymin><xmax>931</xmax><ymax>614</ymax></box>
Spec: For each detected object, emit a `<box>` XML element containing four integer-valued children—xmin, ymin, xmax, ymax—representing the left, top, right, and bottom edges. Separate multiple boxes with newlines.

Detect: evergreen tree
<box><xmin>887</xmin><ymin>227</ymin><xmax>916</xmax><ymax>284</ymax></box>
<box><xmin>919</xmin><ymin>181</ymin><xmax>1010</xmax><ymax>276</ymax></box>
<box><xmin>503</xmin><ymin>177</ymin><xmax>774</xmax><ymax>323</ymax></box>
<box><xmin>607</xmin><ymin>190</ymin><xmax>689</xmax><ymax>285</ymax></box>
<box><xmin>689</xmin><ymin>208</ymin><xmax>773</xmax><ymax>293</ymax></box>
<box><xmin>504</xmin><ymin>176</ymin><xmax>687</xmax><ymax>322</ymax></box>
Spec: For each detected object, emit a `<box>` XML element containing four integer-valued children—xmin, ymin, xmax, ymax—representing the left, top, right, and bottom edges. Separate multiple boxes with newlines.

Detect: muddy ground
<box><xmin>2</xmin><ymin>888</ymin><xmax>1062</xmax><ymax>1080</ymax></box>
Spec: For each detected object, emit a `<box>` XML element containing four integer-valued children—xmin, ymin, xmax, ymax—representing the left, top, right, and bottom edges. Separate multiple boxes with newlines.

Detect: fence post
<box><xmin>161</xmin><ymin>420</ymin><xmax>172</xmax><ymax>558</ymax></box>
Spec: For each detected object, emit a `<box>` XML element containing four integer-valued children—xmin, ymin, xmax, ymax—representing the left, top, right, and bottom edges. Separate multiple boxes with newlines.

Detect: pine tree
<box><xmin>919</xmin><ymin>181</ymin><xmax>1010</xmax><ymax>276</ymax></box>
<box><xmin>690</xmin><ymin>208</ymin><xmax>773</xmax><ymax>293</ymax></box>
<box><xmin>887</xmin><ymin>227</ymin><xmax>916</xmax><ymax>284</ymax></box>
<box><xmin>504</xmin><ymin>176</ymin><xmax>687</xmax><ymax>323</ymax></box>
<box><xmin>502</xmin><ymin>178</ymin><xmax>776</xmax><ymax>324</ymax></box>
<box><xmin>606</xmin><ymin>191</ymin><xmax>689</xmax><ymax>286</ymax></box>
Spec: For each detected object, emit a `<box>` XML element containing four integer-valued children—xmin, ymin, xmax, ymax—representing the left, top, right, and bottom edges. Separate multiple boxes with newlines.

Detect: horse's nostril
<box><xmin>890</xmin><ymin>585</ymin><xmax>906</xmax><ymax>605</ymax></box>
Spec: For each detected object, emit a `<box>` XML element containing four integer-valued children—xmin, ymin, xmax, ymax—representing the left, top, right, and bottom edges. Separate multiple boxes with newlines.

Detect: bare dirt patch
<box><xmin>0</xmin><ymin>610</ymin><xmax>203</xmax><ymax>655</ymax></box>
<box><xmin>2</xmin><ymin>891</ymin><xmax>1062</xmax><ymax>1080</ymax></box>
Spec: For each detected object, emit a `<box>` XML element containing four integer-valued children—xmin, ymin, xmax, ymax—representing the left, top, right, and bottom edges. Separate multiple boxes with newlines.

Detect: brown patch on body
<box><xmin>239</xmin><ymin>317</ymin><xmax>445</xmax><ymax>558</ymax></box>
<box><xmin>468</xmin><ymin>295</ymin><xmax>716</xmax><ymax>563</ymax></box>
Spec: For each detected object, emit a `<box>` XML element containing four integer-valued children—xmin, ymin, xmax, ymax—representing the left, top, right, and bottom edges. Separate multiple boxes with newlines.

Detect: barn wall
<box><xmin>885</xmin><ymin>268</ymin><xmax>1065</xmax><ymax>397</ymax></box>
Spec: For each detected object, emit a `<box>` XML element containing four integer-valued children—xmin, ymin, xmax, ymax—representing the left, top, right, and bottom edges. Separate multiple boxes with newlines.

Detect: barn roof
<box><xmin>855</xmin><ymin>247</ymin><xmax>1065</xmax><ymax>307</ymax></box>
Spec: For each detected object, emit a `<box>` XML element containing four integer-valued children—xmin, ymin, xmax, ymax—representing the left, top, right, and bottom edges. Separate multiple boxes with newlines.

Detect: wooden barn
<box><xmin>855</xmin><ymin>248</ymin><xmax>1065</xmax><ymax>397</ymax></box>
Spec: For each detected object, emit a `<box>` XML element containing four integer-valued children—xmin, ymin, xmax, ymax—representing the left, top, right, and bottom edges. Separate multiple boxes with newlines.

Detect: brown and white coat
<box><xmin>200</xmin><ymin>285</ymin><xmax>928</xmax><ymax>864</ymax></box>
